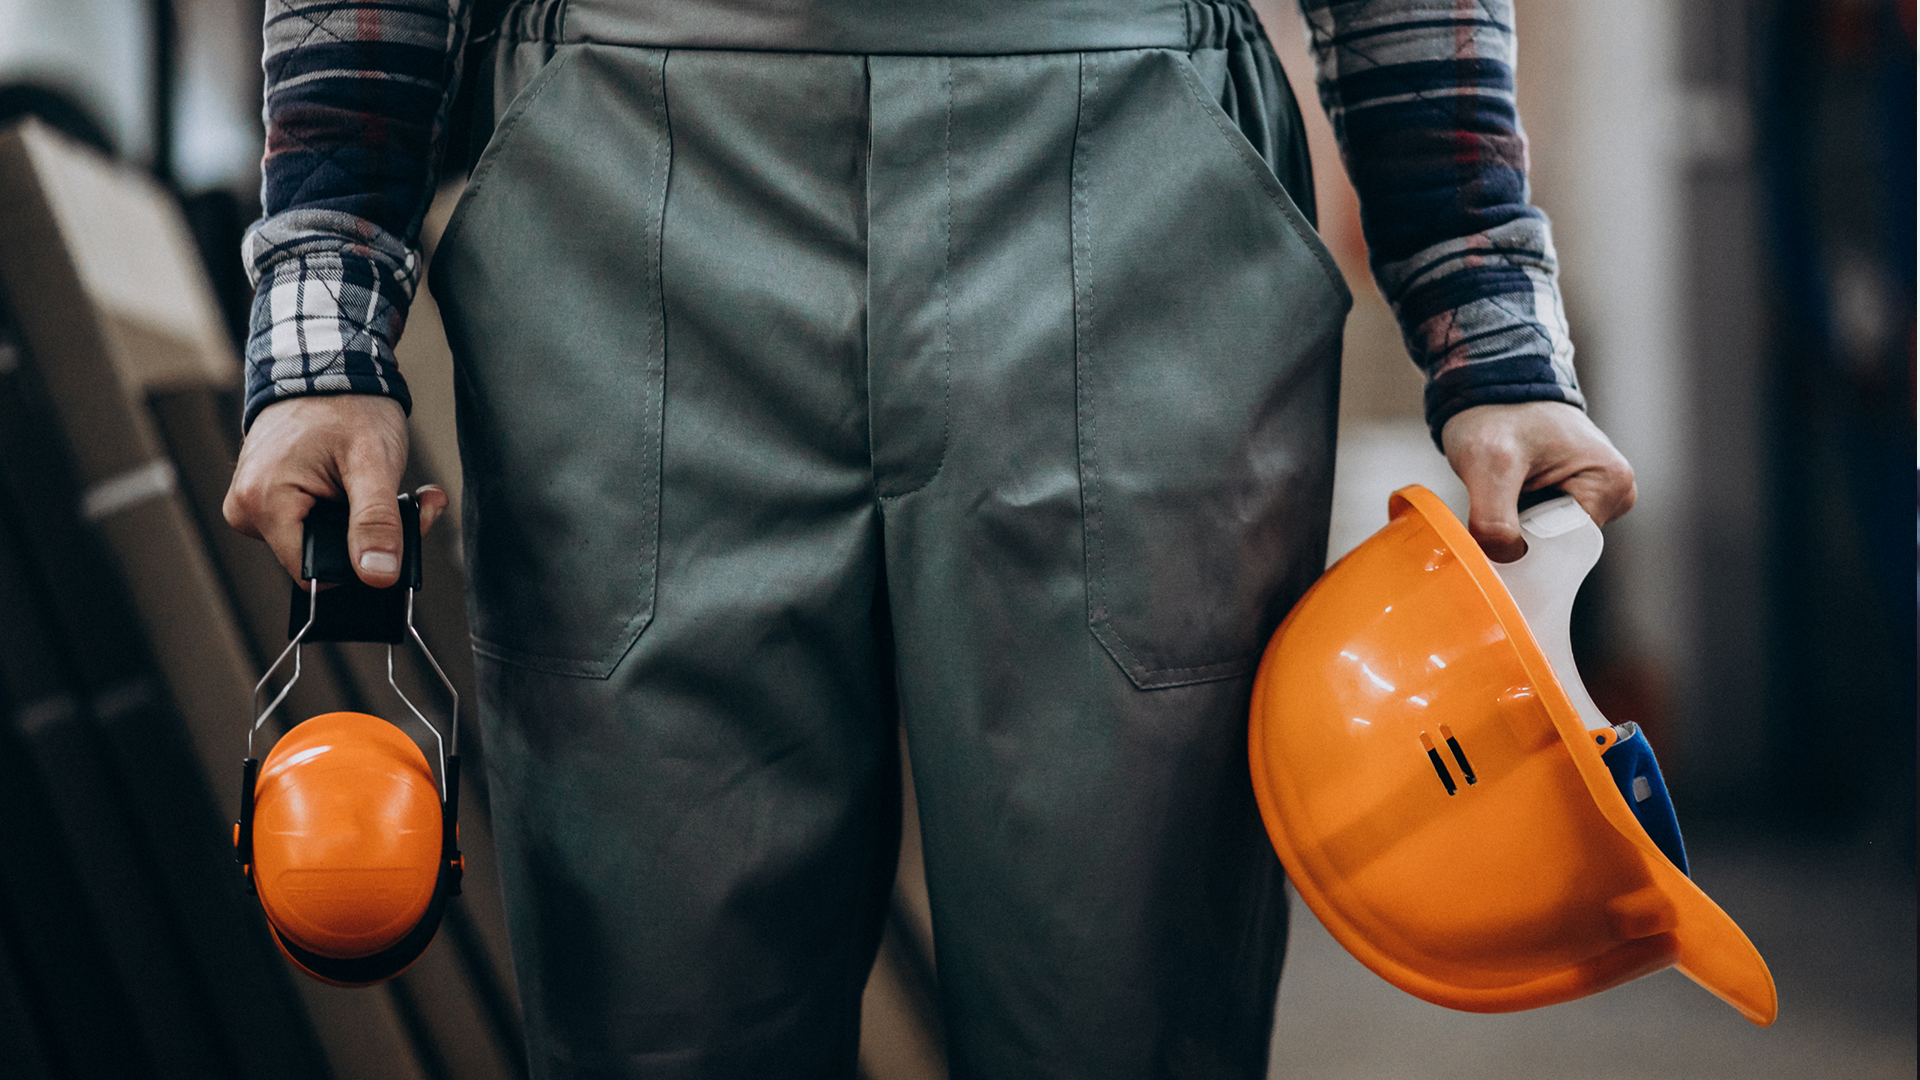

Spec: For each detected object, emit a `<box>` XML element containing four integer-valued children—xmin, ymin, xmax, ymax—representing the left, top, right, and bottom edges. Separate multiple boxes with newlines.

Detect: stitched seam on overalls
<box><xmin>878</xmin><ymin>56</ymin><xmax>955</xmax><ymax>502</ymax></box>
<box><xmin>638</xmin><ymin>46</ymin><xmax>669</xmax><ymax>652</ymax></box>
<box><xmin>1071</xmin><ymin>53</ymin><xmax>1105</xmax><ymax>641</ymax></box>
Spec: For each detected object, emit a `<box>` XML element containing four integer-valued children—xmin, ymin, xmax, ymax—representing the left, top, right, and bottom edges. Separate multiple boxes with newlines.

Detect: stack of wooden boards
<box><xmin>0</xmin><ymin>118</ymin><xmax>946</xmax><ymax>1080</ymax></box>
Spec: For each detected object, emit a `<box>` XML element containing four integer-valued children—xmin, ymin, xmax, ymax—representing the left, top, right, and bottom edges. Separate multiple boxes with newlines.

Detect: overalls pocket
<box><xmin>1071</xmin><ymin>46</ymin><xmax>1350</xmax><ymax>689</ymax></box>
<box><xmin>432</xmin><ymin>43</ymin><xmax>672</xmax><ymax>678</ymax></box>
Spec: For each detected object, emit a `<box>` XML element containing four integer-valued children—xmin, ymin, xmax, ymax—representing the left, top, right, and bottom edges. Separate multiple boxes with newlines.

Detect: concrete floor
<box><xmin>1268</xmin><ymin>826</ymin><xmax>1916</xmax><ymax>1079</ymax></box>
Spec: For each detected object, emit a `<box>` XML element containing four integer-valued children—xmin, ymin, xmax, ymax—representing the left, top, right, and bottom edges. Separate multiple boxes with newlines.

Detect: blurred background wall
<box><xmin>0</xmin><ymin>1</ymin><xmax>1910</xmax><ymax>1078</ymax></box>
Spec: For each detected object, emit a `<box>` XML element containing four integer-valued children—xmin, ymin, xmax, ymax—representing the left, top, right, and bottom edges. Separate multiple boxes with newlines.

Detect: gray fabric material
<box><xmin>431</xmin><ymin>10</ymin><xmax>1346</xmax><ymax>1076</ymax></box>
<box><xmin>561</xmin><ymin>0</ymin><xmax>1189</xmax><ymax>54</ymax></box>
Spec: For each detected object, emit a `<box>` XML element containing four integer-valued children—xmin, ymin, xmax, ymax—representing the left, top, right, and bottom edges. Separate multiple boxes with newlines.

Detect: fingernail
<box><xmin>360</xmin><ymin>550</ymin><xmax>398</xmax><ymax>574</ymax></box>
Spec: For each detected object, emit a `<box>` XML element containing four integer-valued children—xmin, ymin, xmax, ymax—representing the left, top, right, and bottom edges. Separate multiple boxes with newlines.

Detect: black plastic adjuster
<box><xmin>287</xmin><ymin>494</ymin><xmax>423</xmax><ymax>643</ymax></box>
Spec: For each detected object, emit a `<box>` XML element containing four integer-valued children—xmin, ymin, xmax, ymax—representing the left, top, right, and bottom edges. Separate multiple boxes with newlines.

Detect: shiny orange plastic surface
<box><xmin>1249</xmin><ymin>486</ymin><xmax>1776</xmax><ymax>1024</ymax></box>
<box><xmin>251</xmin><ymin>711</ymin><xmax>442</xmax><ymax>960</ymax></box>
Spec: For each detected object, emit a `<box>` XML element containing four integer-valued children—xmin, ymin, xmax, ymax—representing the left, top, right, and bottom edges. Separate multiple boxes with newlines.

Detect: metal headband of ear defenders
<box><xmin>234</xmin><ymin>493</ymin><xmax>464</xmax><ymax>987</ymax></box>
<box><xmin>1248</xmin><ymin>486</ymin><xmax>1776</xmax><ymax>1026</ymax></box>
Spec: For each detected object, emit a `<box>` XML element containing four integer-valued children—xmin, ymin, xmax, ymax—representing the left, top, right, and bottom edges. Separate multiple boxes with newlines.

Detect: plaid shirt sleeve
<box><xmin>240</xmin><ymin>0</ymin><xmax>468</xmax><ymax>431</ymax></box>
<box><xmin>1299</xmin><ymin>0</ymin><xmax>1583</xmax><ymax>441</ymax></box>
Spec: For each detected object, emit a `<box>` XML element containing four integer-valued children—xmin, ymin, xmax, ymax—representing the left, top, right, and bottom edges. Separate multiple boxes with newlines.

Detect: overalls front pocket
<box><xmin>1071</xmin><ymin>46</ymin><xmax>1351</xmax><ymax>689</ymax></box>
<box><xmin>433</xmin><ymin>44</ymin><xmax>672</xmax><ymax>679</ymax></box>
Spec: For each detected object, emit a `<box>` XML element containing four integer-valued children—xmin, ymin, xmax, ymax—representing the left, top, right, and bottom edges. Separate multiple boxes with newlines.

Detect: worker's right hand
<box><xmin>222</xmin><ymin>395</ymin><xmax>448</xmax><ymax>588</ymax></box>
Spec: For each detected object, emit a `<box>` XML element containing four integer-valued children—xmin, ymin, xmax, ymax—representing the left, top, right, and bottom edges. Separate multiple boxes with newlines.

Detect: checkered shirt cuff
<box><xmin>1375</xmin><ymin>217</ymin><xmax>1587</xmax><ymax>444</ymax></box>
<box><xmin>241</xmin><ymin>211</ymin><xmax>419</xmax><ymax>431</ymax></box>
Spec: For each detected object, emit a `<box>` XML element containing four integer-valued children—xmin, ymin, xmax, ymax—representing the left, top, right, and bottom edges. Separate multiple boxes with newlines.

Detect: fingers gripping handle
<box><xmin>1488</xmin><ymin>496</ymin><xmax>1614</xmax><ymax>732</ymax></box>
<box><xmin>288</xmin><ymin>494</ymin><xmax>423</xmax><ymax>643</ymax></box>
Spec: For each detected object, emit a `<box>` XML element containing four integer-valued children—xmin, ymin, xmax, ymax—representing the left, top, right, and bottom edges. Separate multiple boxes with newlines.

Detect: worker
<box><xmin>223</xmin><ymin>0</ymin><xmax>1637</xmax><ymax>1076</ymax></box>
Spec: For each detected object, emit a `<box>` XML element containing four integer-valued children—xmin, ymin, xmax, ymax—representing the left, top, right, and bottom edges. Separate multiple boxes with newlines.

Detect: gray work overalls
<box><xmin>432</xmin><ymin>1</ymin><xmax>1350</xmax><ymax>1075</ymax></box>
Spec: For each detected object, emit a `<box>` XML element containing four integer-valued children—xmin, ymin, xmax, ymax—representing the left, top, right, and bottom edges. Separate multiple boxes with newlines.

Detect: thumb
<box><xmin>344</xmin><ymin>471</ymin><xmax>404</xmax><ymax>588</ymax></box>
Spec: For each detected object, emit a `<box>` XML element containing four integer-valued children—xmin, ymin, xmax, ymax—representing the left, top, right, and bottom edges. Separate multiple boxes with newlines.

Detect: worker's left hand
<box><xmin>1440</xmin><ymin>400</ymin><xmax>1636</xmax><ymax>562</ymax></box>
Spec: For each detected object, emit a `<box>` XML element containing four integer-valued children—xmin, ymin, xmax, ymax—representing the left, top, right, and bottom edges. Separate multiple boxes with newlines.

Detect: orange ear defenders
<box><xmin>235</xmin><ymin>494</ymin><xmax>463</xmax><ymax>987</ymax></box>
<box><xmin>1249</xmin><ymin>485</ymin><xmax>1777</xmax><ymax>1025</ymax></box>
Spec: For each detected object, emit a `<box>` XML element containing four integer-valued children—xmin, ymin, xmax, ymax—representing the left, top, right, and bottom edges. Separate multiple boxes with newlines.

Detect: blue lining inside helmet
<box><xmin>1601</xmin><ymin>722</ymin><xmax>1688</xmax><ymax>875</ymax></box>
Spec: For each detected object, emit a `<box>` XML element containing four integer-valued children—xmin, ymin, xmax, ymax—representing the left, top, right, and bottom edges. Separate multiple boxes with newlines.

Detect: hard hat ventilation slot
<box><xmin>1419</xmin><ymin>731</ymin><xmax>1458</xmax><ymax>795</ymax></box>
<box><xmin>1438</xmin><ymin>724</ymin><xmax>1477</xmax><ymax>785</ymax></box>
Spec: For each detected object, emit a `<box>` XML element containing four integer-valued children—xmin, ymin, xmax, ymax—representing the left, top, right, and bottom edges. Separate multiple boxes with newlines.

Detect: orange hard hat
<box><xmin>241</xmin><ymin>712</ymin><xmax>457</xmax><ymax>986</ymax></box>
<box><xmin>1249</xmin><ymin>485</ymin><xmax>1776</xmax><ymax>1025</ymax></box>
